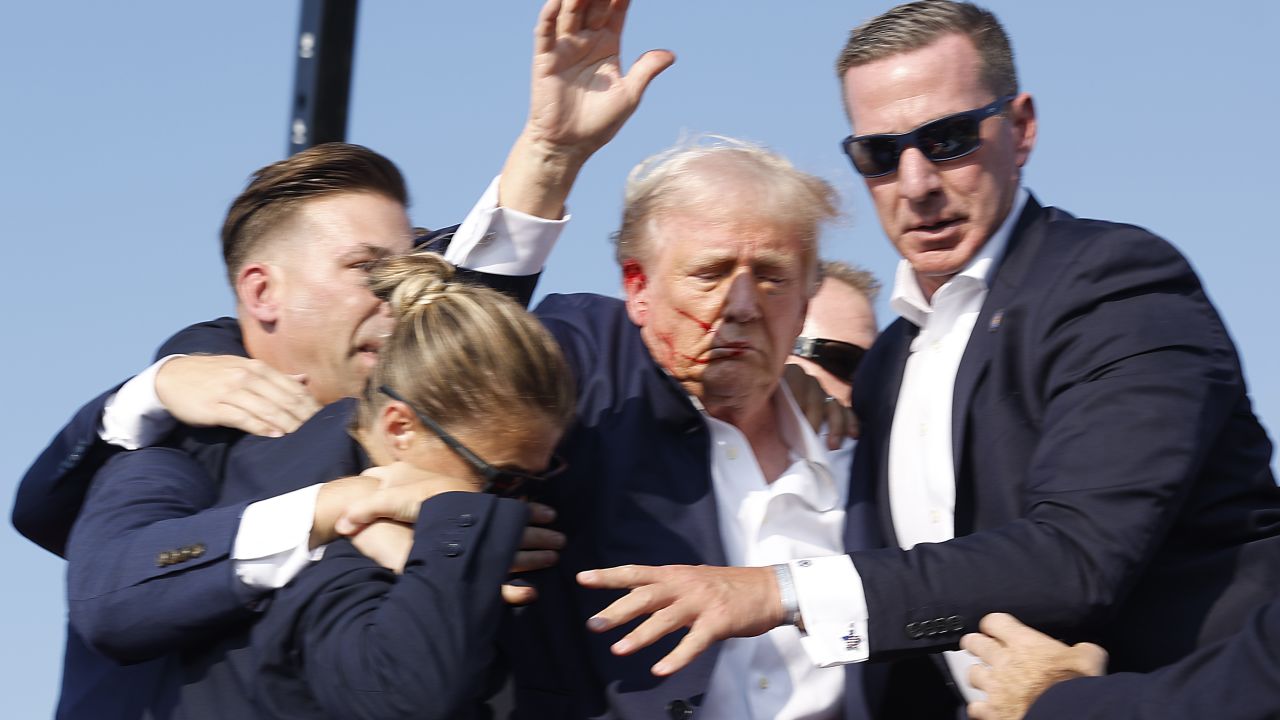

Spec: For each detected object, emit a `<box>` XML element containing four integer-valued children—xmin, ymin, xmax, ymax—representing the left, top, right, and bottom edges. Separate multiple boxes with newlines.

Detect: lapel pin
<box><xmin>989</xmin><ymin>310</ymin><xmax>1004</xmax><ymax>332</ymax></box>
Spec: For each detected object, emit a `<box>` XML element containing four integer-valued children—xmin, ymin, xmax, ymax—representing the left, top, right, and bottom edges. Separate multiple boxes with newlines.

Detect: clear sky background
<box><xmin>2</xmin><ymin>1</ymin><xmax>1276</xmax><ymax>714</ymax></box>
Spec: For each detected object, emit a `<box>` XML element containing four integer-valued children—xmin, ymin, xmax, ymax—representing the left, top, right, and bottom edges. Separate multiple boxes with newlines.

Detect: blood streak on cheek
<box><xmin>675</xmin><ymin>307</ymin><xmax>713</xmax><ymax>333</ymax></box>
<box><xmin>673</xmin><ymin>308</ymin><xmax>717</xmax><ymax>363</ymax></box>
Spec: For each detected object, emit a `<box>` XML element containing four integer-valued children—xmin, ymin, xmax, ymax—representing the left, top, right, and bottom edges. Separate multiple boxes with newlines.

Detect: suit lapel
<box><xmin>950</xmin><ymin>197</ymin><xmax>1047</xmax><ymax>478</ymax></box>
<box><xmin>853</xmin><ymin>318</ymin><xmax>917</xmax><ymax>550</ymax></box>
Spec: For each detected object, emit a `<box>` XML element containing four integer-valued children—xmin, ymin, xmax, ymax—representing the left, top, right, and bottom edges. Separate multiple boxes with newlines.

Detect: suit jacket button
<box><xmin>190</xmin><ymin>544</ymin><xmax>206</xmax><ymax>558</ymax></box>
<box><xmin>441</xmin><ymin>542</ymin><xmax>463</xmax><ymax>557</ymax></box>
<box><xmin>906</xmin><ymin>622</ymin><xmax>921</xmax><ymax>639</ymax></box>
<box><xmin>456</xmin><ymin>514</ymin><xmax>475</xmax><ymax>528</ymax></box>
<box><xmin>947</xmin><ymin>615</ymin><xmax>963</xmax><ymax>633</ymax></box>
<box><xmin>156</xmin><ymin>552</ymin><xmax>171</xmax><ymax>567</ymax></box>
<box><xmin>666</xmin><ymin>699</ymin><xmax>694</xmax><ymax>719</ymax></box>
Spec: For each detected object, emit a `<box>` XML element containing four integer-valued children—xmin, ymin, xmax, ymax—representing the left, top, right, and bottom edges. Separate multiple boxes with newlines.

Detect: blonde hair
<box><xmin>614</xmin><ymin>135</ymin><xmax>839</xmax><ymax>293</ymax></box>
<box><xmin>360</xmin><ymin>253</ymin><xmax>575</xmax><ymax>435</ymax></box>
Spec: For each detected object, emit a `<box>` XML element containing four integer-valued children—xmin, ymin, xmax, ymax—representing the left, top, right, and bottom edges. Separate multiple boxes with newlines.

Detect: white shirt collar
<box><xmin>696</xmin><ymin>382</ymin><xmax>840</xmax><ymax>511</ymax></box>
<box><xmin>889</xmin><ymin>187</ymin><xmax>1029</xmax><ymax>328</ymax></box>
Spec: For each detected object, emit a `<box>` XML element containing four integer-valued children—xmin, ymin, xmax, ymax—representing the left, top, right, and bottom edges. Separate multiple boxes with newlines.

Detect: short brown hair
<box><xmin>820</xmin><ymin>260</ymin><xmax>881</xmax><ymax>302</ymax></box>
<box><xmin>361</xmin><ymin>252</ymin><xmax>575</xmax><ymax>436</ymax></box>
<box><xmin>835</xmin><ymin>0</ymin><xmax>1017</xmax><ymax>99</ymax></box>
<box><xmin>221</xmin><ymin>143</ymin><xmax>409</xmax><ymax>286</ymax></box>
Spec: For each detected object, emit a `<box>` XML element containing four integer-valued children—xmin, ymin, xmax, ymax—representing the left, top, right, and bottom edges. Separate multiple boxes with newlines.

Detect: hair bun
<box><xmin>368</xmin><ymin>252</ymin><xmax>457</xmax><ymax>317</ymax></box>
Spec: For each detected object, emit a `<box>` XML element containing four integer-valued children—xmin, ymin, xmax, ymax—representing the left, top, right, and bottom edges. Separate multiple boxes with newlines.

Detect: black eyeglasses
<box><xmin>379</xmin><ymin>385</ymin><xmax>566</xmax><ymax>498</ymax></box>
<box><xmin>841</xmin><ymin>95</ymin><xmax>1016</xmax><ymax>178</ymax></box>
<box><xmin>792</xmin><ymin>337</ymin><xmax>866</xmax><ymax>382</ymax></box>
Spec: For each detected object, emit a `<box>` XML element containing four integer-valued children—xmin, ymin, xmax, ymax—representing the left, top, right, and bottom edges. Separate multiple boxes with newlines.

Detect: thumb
<box><xmin>624</xmin><ymin>49</ymin><xmax>675</xmax><ymax>99</ymax></box>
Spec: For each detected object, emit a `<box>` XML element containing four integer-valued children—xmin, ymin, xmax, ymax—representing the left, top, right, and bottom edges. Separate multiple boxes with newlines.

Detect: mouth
<box><xmin>907</xmin><ymin>217</ymin><xmax>965</xmax><ymax>241</ymax></box>
<box><xmin>706</xmin><ymin>341</ymin><xmax>753</xmax><ymax>361</ymax></box>
<box><xmin>354</xmin><ymin>340</ymin><xmax>383</xmax><ymax>366</ymax></box>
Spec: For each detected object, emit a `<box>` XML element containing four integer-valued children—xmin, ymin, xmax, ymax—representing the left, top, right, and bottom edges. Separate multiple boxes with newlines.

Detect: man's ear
<box><xmin>1010</xmin><ymin>92</ymin><xmax>1037</xmax><ymax>169</ymax></box>
<box><xmin>622</xmin><ymin>259</ymin><xmax>650</xmax><ymax>327</ymax></box>
<box><xmin>237</xmin><ymin>262</ymin><xmax>280</xmax><ymax>324</ymax></box>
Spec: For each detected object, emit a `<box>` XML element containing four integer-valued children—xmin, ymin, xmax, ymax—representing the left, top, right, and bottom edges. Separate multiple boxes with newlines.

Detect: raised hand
<box><xmin>501</xmin><ymin>0</ymin><xmax>674</xmax><ymax>218</ymax></box>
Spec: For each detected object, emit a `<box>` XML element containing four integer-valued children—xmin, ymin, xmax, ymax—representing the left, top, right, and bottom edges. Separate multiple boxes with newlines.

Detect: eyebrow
<box><xmin>338</xmin><ymin>243</ymin><xmax>395</xmax><ymax>262</ymax></box>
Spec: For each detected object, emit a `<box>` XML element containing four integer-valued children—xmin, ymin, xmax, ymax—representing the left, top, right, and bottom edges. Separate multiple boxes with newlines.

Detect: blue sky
<box><xmin>2</xmin><ymin>1</ymin><xmax>1276</xmax><ymax>713</ymax></box>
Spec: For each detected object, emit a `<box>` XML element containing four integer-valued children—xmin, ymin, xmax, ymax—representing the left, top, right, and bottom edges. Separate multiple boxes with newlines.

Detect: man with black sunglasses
<box><xmin>788</xmin><ymin>259</ymin><xmax>880</xmax><ymax>409</ymax></box>
<box><xmin>579</xmin><ymin>1</ymin><xmax>1280</xmax><ymax>717</ymax></box>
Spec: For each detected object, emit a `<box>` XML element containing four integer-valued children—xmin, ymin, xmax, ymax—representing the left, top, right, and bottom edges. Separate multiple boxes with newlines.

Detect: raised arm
<box><xmin>500</xmin><ymin>0</ymin><xmax>673</xmax><ymax>219</ymax></box>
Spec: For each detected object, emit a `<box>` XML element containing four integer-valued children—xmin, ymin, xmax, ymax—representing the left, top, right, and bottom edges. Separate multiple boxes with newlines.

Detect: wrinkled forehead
<box><xmin>647</xmin><ymin>211</ymin><xmax>816</xmax><ymax>271</ymax></box>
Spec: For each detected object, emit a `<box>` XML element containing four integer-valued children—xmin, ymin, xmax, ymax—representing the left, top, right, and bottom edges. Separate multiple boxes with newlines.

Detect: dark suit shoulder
<box><xmin>220</xmin><ymin>398</ymin><xmax>361</xmax><ymax>503</ymax></box>
<box><xmin>155</xmin><ymin>316</ymin><xmax>246</xmax><ymax>359</ymax></box>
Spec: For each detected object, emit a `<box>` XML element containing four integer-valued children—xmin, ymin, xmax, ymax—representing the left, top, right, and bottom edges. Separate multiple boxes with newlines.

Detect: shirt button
<box><xmin>918</xmin><ymin>423</ymin><xmax>928</xmax><ymax>437</ymax></box>
<box><xmin>758</xmin><ymin>676</ymin><xmax>769</xmax><ymax>689</ymax></box>
<box><xmin>930</xmin><ymin>510</ymin><xmax>942</xmax><ymax>524</ymax></box>
<box><xmin>726</xmin><ymin>446</ymin><xmax>739</xmax><ymax>460</ymax></box>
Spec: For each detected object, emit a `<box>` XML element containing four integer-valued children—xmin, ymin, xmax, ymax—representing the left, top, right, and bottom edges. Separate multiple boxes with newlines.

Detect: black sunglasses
<box><xmin>841</xmin><ymin>95</ymin><xmax>1016</xmax><ymax>178</ymax></box>
<box><xmin>792</xmin><ymin>337</ymin><xmax>866</xmax><ymax>382</ymax></box>
<box><xmin>379</xmin><ymin>385</ymin><xmax>566</xmax><ymax>498</ymax></box>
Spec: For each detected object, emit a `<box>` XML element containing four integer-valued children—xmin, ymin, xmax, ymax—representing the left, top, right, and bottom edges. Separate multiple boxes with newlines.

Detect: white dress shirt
<box><xmin>699</xmin><ymin>385</ymin><xmax>848</xmax><ymax>720</ymax></box>
<box><xmin>790</xmin><ymin>190</ymin><xmax>1028</xmax><ymax>702</ymax></box>
<box><xmin>97</xmin><ymin>175</ymin><xmax>567</xmax><ymax>590</ymax></box>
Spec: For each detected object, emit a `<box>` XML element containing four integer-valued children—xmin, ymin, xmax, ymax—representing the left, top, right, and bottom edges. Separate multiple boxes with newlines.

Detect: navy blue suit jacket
<box><xmin>13</xmin><ymin>231</ymin><xmax>540</xmax><ymax>718</ymax></box>
<box><xmin>1027</xmin><ymin>599</ymin><xmax>1280</xmax><ymax>719</ymax></box>
<box><xmin>13</xmin><ymin>240</ymin><xmax>538</xmax><ymax>560</ymax></box>
<box><xmin>501</xmin><ymin>293</ymin><xmax>884</xmax><ymax>719</ymax></box>
<box><xmin>849</xmin><ymin>198</ymin><xmax>1280</xmax><ymax>676</ymax></box>
<box><xmin>69</xmin><ymin>400</ymin><xmax>526</xmax><ymax>719</ymax></box>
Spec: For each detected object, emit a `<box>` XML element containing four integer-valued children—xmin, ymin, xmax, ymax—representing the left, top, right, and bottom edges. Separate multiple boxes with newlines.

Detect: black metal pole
<box><xmin>287</xmin><ymin>0</ymin><xmax>359</xmax><ymax>155</ymax></box>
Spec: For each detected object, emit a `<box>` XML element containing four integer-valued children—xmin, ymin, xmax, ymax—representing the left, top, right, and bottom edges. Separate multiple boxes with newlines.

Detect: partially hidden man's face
<box><xmin>842</xmin><ymin>32</ymin><xmax>1035</xmax><ymax>298</ymax></box>
<box><xmin>788</xmin><ymin>278</ymin><xmax>877</xmax><ymax>408</ymax></box>
<box><xmin>262</xmin><ymin>191</ymin><xmax>413</xmax><ymax>405</ymax></box>
<box><xmin>624</xmin><ymin>212</ymin><xmax>811</xmax><ymax>412</ymax></box>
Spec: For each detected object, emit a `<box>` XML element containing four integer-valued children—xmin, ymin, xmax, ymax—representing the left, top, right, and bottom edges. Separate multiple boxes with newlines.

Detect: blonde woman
<box><xmin>71</xmin><ymin>253</ymin><xmax>575</xmax><ymax>719</ymax></box>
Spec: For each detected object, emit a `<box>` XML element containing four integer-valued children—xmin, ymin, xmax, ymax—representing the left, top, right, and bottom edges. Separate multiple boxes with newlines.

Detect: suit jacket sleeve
<box><xmin>417</xmin><ymin>225</ymin><xmax>540</xmax><ymax>309</ymax></box>
<box><xmin>853</xmin><ymin>224</ymin><xmax>1258</xmax><ymax>657</ymax></box>
<box><xmin>252</xmin><ymin>491</ymin><xmax>527</xmax><ymax>720</ymax></box>
<box><xmin>1026</xmin><ymin>601</ymin><xmax>1280</xmax><ymax>720</ymax></box>
<box><xmin>66</xmin><ymin>447</ymin><xmax>257</xmax><ymax>663</ymax></box>
<box><xmin>11</xmin><ymin>317</ymin><xmax>246</xmax><ymax>558</ymax></box>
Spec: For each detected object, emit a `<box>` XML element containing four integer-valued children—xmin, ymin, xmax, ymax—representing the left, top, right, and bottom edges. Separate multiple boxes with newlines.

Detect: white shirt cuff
<box><xmin>792</xmin><ymin>554</ymin><xmax>871</xmax><ymax>666</ymax></box>
<box><xmin>233</xmin><ymin>483</ymin><xmax>325</xmax><ymax>590</ymax></box>
<box><xmin>99</xmin><ymin>355</ymin><xmax>183</xmax><ymax>450</ymax></box>
<box><xmin>442</xmin><ymin>175</ymin><xmax>568</xmax><ymax>276</ymax></box>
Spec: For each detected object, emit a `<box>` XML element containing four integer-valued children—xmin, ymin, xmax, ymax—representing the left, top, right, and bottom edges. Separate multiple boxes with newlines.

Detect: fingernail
<box><xmin>652</xmin><ymin>662</ymin><xmax>669</xmax><ymax>675</ymax></box>
<box><xmin>611</xmin><ymin>640</ymin><xmax>631</xmax><ymax>654</ymax></box>
<box><xmin>586</xmin><ymin>616</ymin><xmax>607</xmax><ymax>632</ymax></box>
<box><xmin>578</xmin><ymin>570</ymin><xmax>596</xmax><ymax>583</ymax></box>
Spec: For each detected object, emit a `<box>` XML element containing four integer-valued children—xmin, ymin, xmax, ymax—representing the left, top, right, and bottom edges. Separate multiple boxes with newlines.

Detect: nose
<box><xmin>895</xmin><ymin>147</ymin><xmax>943</xmax><ymax>203</ymax></box>
<box><xmin>721</xmin><ymin>269</ymin><xmax>762</xmax><ymax>323</ymax></box>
